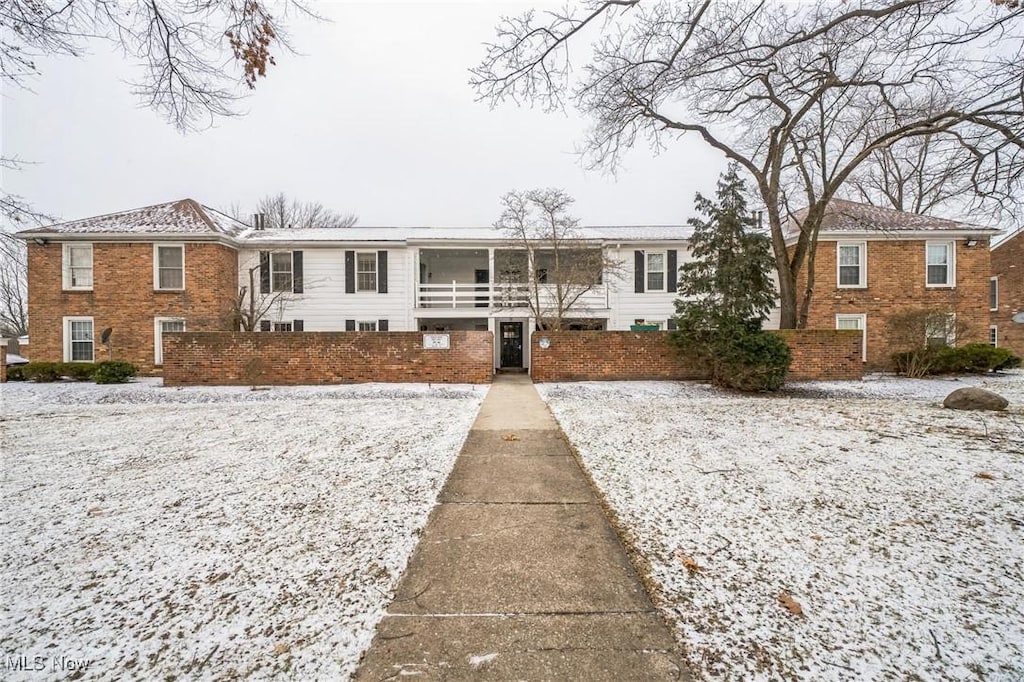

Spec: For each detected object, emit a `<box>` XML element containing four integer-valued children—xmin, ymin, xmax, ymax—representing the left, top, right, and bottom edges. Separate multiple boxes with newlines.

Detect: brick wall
<box><xmin>797</xmin><ymin>238</ymin><xmax>991</xmax><ymax>367</ymax></box>
<box><xmin>162</xmin><ymin>331</ymin><xmax>494</xmax><ymax>385</ymax></box>
<box><xmin>27</xmin><ymin>241</ymin><xmax>238</xmax><ymax>374</ymax></box>
<box><xmin>992</xmin><ymin>232</ymin><xmax>1024</xmax><ymax>358</ymax></box>
<box><xmin>0</xmin><ymin>340</ymin><xmax>6</xmax><ymax>383</ymax></box>
<box><xmin>530</xmin><ymin>330</ymin><xmax>864</xmax><ymax>382</ymax></box>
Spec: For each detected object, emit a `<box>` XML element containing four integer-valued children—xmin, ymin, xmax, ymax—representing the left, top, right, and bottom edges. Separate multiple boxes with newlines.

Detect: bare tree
<box><xmin>232</xmin><ymin>193</ymin><xmax>358</xmax><ymax>229</ymax></box>
<box><xmin>472</xmin><ymin>1</ymin><xmax>1024</xmax><ymax>328</ymax></box>
<box><xmin>495</xmin><ymin>188</ymin><xmax>619</xmax><ymax>331</ymax></box>
<box><xmin>225</xmin><ymin>259</ymin><xmax>293</xmax><ymax>332</ymax></box>
<box><xmin>0</xmin><ymin>234</ymin><xmax>28</xmax><ymax>337</ymax></box>
<box><xmin>2</xmin><ymin>0</ymin><xmax>316</xmax><ymax>131</ymax></box>
<box><xmin>841</xmin><ymin>135</ymin><xmax>1024</xmax><ymax>232</ymax></box>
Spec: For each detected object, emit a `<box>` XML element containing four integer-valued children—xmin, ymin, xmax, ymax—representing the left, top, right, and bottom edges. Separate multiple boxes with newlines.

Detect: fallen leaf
<box><xmin>675</xmin><ymin>550</ymin><xmax>704</xmax><ymax>573</ymax></box>
<box><xmin>975</xmin><ymin>472</ymin><xmax>996</xmax><ymax>480</ymax></box>
<box><xmin>810</xmin><ymin>534</ymin><xmax>822</xmax><ymax>542</ymax></box>
<box><xmin>272</xmin><ymin>642</ymin><xmax>290</xmax><ymax>656</ymax></box>
<box><xmin>87</xmin><ymin>507</ymin><xmax>104</xmax><ymax>517</ymax></box>
<box><xmin>779</xmin><ymin>592</ymin><xmax>804</xmax><ymax>617</ymax></box>
<box><xmin>502</xmin><ymin>433</ymin><xmax>519</xmax><ymax>441</ymax></box>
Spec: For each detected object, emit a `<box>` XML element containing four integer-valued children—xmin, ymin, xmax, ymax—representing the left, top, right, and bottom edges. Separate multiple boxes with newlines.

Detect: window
<box><xmin>273</xmin><ymin>322</ymin><xmax>293</xmax><ymax>332</ymax></box>
<box><xmin>271</xmin><ymin>252</ymin><xmax>293</xmax><ymax>292</ymax></box>
<box><xmin>357</xmin><ymin>253</ymin><xmax>377</xmax><ymax>292</ymax></box>
<box><xmin>836</xmin><ymin>242</ymin><xmax>866</xmax><ymax>288</ymax></box>
<box><xmin>925</xmin><ymin>312</ymin><xmax>957</xmax><ymax>348</ymax></box>
<box><xmin>836</xmin><ymin>314</ymin><xmax>867</xmax><ymax>362</ymax></box>
<box><xmin>154</xmin><ymin>318</ymin><xmax>185</xmax><ymax>365</ymax></box>
<box><xmin>64</xmin><ymin>317</ymin><xmax>94</xmax><ymax>362</ymax></box>
<box><xmin>357</xmin><ymin>321</ymin><xmax>378</xmax><ymax>332</ymax></box>
<box><xmin>926</xmin><ymin>242</ymin><xmax>954</xmax><ymax>287</ymax></box>
<box><xmin>154</xmin><ymin>245</ymin><xmax>184</xmax><ymax>290</ymax></box>
<box><xmin>990</xmin><ymin>277</ymin><xmax>998</xmax><ymax>311</ymax></box>
<box><xmin>63</xmin><ymin>244</ymin><xmax>93</xmax><ymax>290</ymax></box>
<box><xmin>646</xmin><ymin>252</ymin><xmax>665</xmax><ymax>292</ymax></box>
<box><xmin>989</xmin><ymin>325</ymin><xmax>998</xmax><ymax>347</ymax></box>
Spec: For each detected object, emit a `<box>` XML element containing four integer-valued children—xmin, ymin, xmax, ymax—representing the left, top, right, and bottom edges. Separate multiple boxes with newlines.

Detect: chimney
<box><xmin>252</xmin><ymin>213</ymin><xmax>267</xmax><ymax>231</ymax></box>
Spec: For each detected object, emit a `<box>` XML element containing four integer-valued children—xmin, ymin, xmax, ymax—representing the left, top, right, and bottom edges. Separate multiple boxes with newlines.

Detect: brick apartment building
<box><xmin>789</xmin><ymin>200</ymin><xmax>999</xmax><ymax>367</ymax></box>
<box><xmin>15</xmin><ymin>197</ymin><xmax>1005</xmax><ymax>375</ymax></box>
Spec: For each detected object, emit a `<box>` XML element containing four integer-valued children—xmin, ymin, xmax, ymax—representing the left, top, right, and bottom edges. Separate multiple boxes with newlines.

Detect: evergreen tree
<box><xmin>675</xmin><ymin>165</ymin><xmax>776</xmax><ymax>332</ymax></box>
<box><xmin>672</xmin><ymin>165</ymin><xmax>791</xmax><ymax>391</ymax></box>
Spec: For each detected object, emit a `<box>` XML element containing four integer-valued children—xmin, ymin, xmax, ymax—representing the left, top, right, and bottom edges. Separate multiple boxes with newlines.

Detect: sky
<box><xmin>1</xmin><ymin>1</ymin><xmax>726</xmax><ymax>229</ymax></box>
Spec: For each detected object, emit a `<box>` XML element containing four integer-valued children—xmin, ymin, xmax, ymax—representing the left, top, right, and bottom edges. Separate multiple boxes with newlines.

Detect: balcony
<box><xmin>417</xmin><ymin>281</ymin><xmax>530</xmax><ymax>309</ymax></box>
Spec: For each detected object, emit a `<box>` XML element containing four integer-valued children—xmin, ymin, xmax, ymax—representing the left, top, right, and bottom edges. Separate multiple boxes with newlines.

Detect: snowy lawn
<box><xmin>538</xmin><ymin>371</ymin><xmax>1024</xmax><ymax>681</ymax></box>
<box><xmin>1</xmin><ymin>379</ymin><xmax>486</xmax><ymax>680</ymax></box>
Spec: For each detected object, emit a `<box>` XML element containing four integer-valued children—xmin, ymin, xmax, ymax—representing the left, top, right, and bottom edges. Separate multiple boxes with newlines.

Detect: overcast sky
<box><xmin>2</xmin><ymin>1</ymin><xmax>726</xmax><ymax>229</ymax></box>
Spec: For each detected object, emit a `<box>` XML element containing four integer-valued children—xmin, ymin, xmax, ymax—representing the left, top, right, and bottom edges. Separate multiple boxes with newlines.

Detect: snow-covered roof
<box><xmin>240</xmin><ymin>224</ymin><xmax>693</xmax><ymax>244</ymax></box>
<box><xmin>16</xmin><ymin>199</ymin><xmax>250</xmax><ymax>238</ymax></box>
<box><xmin>17</xmin><ymin>199</ymin><xmax>692</xmax><ymax>244</ymax></box>
<box><xmin>786</xmin><ymin>199</ymin><xmax>998</xmax><ymax>237</ymax></box>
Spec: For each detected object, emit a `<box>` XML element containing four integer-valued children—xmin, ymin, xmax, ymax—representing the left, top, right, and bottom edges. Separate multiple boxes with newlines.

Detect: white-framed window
<box><xmin>357</xmin><ymin>321</ymin><xmax>378</xmax><ymax>332</ymax></box>
<box><xmin>62</xmin><ymin>244</ymin><xmax>93</xmax><ymax>290</ymax></box>
<box><xmin>273</xmin><ymin>322</ymin><xmax>293</xmax><ymax>332</ymax></box>
<box><xmin>646</xmin><ymin>252</ymin><xmax>666</xmax><ymax>292</ymax></box>
<box><xmin>925</xmin><ymin>312</ymin><xmax>957</xmax><ymax>348</ymax></box>
<box><xmin>271</xmin><ymin>252</ymin><xmax>293</xmax><ymax>292</ymax></box>
<box><xmin>154</xmin><ymin>317</ymin><xmax>185</xmax><ymax>365</ymax></box>
<box><xmin>153</xmin><ymin>244</ymin><xmax>185</xmax><ymax>290</ymax></box>
<box><xmin>357</xmin><ymin>253</ymin><xmax>377</xmax><ymax>292</ymax></box>
<box><xmin>989</xmin><ymin>325</ymin><xmax>998</xmax><ymax>347</ymax></box>
<box><xmin>836</xmin><ymin>242</ymin><xmax>866</xmax><ymax>288</ymax></box>
<box><xmin>925</xmin><ymin>241</ymin><xmax>955</xmax><ymax>287</ymax></box>
<box><xmin>836</xmin><ymin>313</ymin><xmax>867</xmax><ymax>362</ymax></box>
<box><xmin>990</xmin><ymin>277</ymin><xmax>998</xmax><ymax>311</ymax></box>
<box><xmin>64</xmin><ymin>317</ymin><xmax>94</xmax><ymax>362</ymax></box>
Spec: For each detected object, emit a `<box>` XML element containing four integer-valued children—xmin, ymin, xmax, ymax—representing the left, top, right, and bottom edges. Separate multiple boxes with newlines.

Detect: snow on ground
<box><xmin>539</xmin><ymin>372</ymin><xmax>1024</xmax><ymax>681</ymax></box>
<box><xmin>0</xmin><ymin>380</ymin><xmax>486</xmax><ymax>680</ymax></box>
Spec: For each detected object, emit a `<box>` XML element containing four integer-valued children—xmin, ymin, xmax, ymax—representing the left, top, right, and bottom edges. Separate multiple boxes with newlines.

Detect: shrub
<box><xmin>61</xmin><ymin>362</ymin><xmax>97</xmax><ymax>381</ymax></box>
<box><xmin>6</xmin><ymin>365</ymin><xmax>26</xmax><ymax>381</ymax></box>
<box><xmin>93</xmin><ymin>361</ymin><xmax>138</xmax><ymax>384</ymax></box>
<box><xmin>21</xmin><ymin>362</ymin><xmax>64</xmax><ymax>382</ymax></box>
<box><xmin>935</xmin><ymin>344</ymin><xmax>1021</xmax><ymax>374</ymax></box>
<box><xmin>710</xmin><ymin>325</ymin><xmax>792</xmax><ymax>392</ymax></box>
<box><xmin>892</xmin><ymin>344</ymin><xmax>1022</xmax><ymax>376</ymax></box>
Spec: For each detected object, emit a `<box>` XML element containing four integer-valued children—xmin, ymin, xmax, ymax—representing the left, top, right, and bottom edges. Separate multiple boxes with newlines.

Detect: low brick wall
<box><xmin>162</xmin><ymin>331</ymin><xmax>493</xmax><ymax>386</ymax></box>
<box><xmin>530</xmin><ymin>330</ymin><xmax>864</xmax><ymax>382</ymax></box>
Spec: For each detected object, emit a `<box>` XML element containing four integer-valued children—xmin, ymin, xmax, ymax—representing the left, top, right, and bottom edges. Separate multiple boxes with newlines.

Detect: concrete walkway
<box><xmin>354</xmin><ymin>374</ymin><xmax>687</xmax><ymax>680</ymax></box>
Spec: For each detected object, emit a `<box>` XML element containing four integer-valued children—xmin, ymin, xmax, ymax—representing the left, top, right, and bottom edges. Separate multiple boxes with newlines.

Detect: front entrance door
<box><xmin>500</xmin><ymin>322</ymin><xmax>524</xmax><ymax>368</ymax></box>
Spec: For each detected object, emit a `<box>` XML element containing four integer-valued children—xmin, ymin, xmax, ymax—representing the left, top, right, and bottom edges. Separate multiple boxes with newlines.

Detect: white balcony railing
<box><xmin>417</xmin><ymin>282</ymin><xmax>531</xmax><ymax>309</ymax></box>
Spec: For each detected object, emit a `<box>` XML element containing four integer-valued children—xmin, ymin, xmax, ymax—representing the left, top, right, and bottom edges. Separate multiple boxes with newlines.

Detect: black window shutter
<box><xmin>667</xmin><ymin>250</ymin><xmax>678</xmax><ymax>293</ymax></box>
<box><xmin>259</xmin><ymin>320</ymin><xmax>271</xmax><ymax>332</ymax></box>
<box><xmin>377</xmin><ymin>251</ymin><xmax>388</xmax><ymax>294</ymax></box>
<box><xmin>293</xmin><ymin>319</ymin><xmax>304</xmax><ymax>332</ymax></box>
<box><xmin>292</xmin><ymin>251</ymin><xmax>303</xmax><ymax>293</ymax></box>
<box><xmin>345</xmin><ymin>251</ymin><xmax>355</xmax><ymax>294</ymax></box>
<box><xmin>634</xmin><ymin>251</ymin><xmax>645</xmax><ymax>293</ymax></box>
<box><xmin>378</xmin><ymin>319</ymin><xmax>389</xmax><ymax>331</ymax></box>
<box><xmin>259</xmin><ymin>251</ymin><xmax>270</xmax><ymax>294</ymax></box>
<box><xmin>667</xmin><ymin>319</ymin><xmax>677</xmax><ymax>331</ymax></box>
<box><xmin>345</xmin><ymin>319</ymin><xmax>356</xmax><ymax>331</ymax></box>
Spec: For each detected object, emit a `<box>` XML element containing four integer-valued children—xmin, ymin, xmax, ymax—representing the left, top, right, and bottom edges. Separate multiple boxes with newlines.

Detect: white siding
<box><xmin>238</xmin><ymin>248</ymin><xmax>414</xmax><ymax>331</ymax></box>
<box><xmin>607</xmin><ymin>245</ymin><xmax>691</xmax><ymax>329</ymax></box>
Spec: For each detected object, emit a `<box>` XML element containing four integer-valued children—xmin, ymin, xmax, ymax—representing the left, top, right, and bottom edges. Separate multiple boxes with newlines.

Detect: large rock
<box><xmin>943</xmin><ymin>387</ymin><xmax>1009</xmax><ymax>411</ymax></box>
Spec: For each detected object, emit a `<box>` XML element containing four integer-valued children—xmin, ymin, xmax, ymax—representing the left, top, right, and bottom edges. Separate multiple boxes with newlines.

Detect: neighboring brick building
<box><xmin>787</xmin><ymin>200</ymin><xmax>999</xmax><ymax>367</ymax></box>
<box><xmin>19</xmin><ymin>200</ymin><xmax>243</xmax><ymax>374</ymax></box>
<box><xmin>991</xmin><ymin>228</ymin><xmax>1024</xmax><ymax>358</ymax></box>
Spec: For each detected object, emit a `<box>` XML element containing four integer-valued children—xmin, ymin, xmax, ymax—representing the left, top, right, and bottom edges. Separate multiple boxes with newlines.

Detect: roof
<box><xmin>16</xmin><ymin>199</ymin><xmax>692</xmax><ymax>243</ymax></box>
<box><xmin>786</xmin><ymin>199</ymin><xmax>998</xmax><ymax>238</ymax></box>
<box><xmin>239</xmin><ymin>224</ymin><xmax>693</xmax><ymax>244</ymax></box>
<box><xmin>16</xmin><ymin>199</ymin><xmax>250</xmax><ymax>238</ymax></box>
